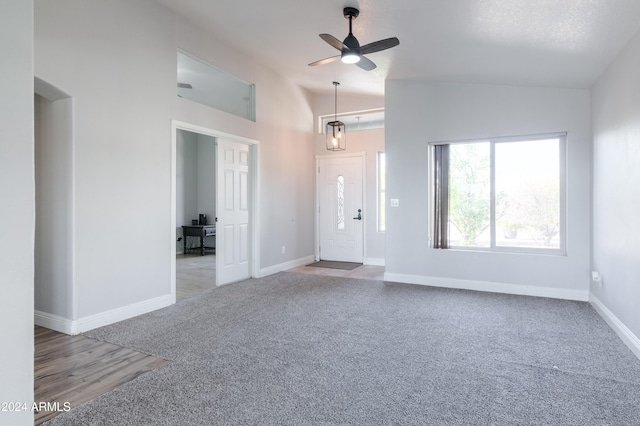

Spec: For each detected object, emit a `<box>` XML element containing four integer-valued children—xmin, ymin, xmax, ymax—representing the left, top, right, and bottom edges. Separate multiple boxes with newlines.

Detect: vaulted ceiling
<box><xmin>156</xmin><ymin>0</ymin><xmax>640</xmax><ymax>95</ymax></box>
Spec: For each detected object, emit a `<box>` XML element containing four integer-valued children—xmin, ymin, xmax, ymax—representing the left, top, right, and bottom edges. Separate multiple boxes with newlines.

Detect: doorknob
<box><xmin>353</xmin><ymin>209</ymin><xmax>362</xmax><ymax>220</ymax></box>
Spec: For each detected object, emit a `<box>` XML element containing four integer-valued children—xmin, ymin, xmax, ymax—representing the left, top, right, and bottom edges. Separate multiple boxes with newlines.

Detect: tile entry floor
<box><xmin>288</xmin><ymin>263</ymin><xmax>384</xmax><ymax>280</ymax></box>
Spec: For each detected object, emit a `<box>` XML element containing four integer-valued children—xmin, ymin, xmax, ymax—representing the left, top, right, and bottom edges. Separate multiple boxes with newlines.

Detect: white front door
<box><xmin>318</xmin><ymin>155</ymin><xmax>364</xmax><ymax>262</ymax></box>
<box><xmin>216</xmin><ymin>139</ymin><xmax>250</xmax><ymax>285</ymax></box>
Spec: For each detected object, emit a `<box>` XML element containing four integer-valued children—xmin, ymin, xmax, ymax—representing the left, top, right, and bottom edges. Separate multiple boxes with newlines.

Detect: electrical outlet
<box><xmin>282</xmin><ymin>246</ymin><xmax>286</xmax><ymax>254</ymax></box>
<box><xmin>592</xmin><ymin>271</ymin><xmax>602</xmax><ymax>286</ymax></box>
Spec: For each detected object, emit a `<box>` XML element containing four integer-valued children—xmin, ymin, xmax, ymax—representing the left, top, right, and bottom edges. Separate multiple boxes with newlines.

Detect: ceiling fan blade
<box><xmin>308</xmin><ymin>55</ymin><xmax>341</xmax><ymax>67</ymax></box>
<box><xmin>355</xmin><ymin>55</ymin><xmax>376</xmax><ymax>71</ymax></box>
<box><xmin>319</xmin><ymin>34</ymin><xmax>344</xmax><ymax>51</ymax></box>
<box><xmin>359</xmin><ymin>37</ymin><xmax>400</xmax><ymax>55</ymax></box>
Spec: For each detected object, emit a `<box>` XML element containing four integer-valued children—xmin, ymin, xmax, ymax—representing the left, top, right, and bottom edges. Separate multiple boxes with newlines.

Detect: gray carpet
<box><xmin>45</xmin><ymin>272</ymin><xmax>640</xmax><ymax>425</ymax></box>
<box><xmin>307</xmin><ymin>260</ymin><xmax>362</xmax><ymax>270</ymax></box>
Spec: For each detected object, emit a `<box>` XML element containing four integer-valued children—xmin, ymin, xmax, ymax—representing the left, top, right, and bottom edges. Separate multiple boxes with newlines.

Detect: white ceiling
<box><xmin>157</xmin><ymin>0</ymin><xmax>640</xmax><ymax>96</ymax></box>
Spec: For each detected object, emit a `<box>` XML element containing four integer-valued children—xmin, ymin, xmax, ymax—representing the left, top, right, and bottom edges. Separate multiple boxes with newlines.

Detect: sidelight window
<box><xmin>377</xmin><ymin>151</ymin><xmax>386</xmax><ymax>232</ymax></box>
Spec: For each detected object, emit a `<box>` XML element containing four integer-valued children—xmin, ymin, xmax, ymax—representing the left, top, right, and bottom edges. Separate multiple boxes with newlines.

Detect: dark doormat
<box><xmin>307</xmin><ymin>261</ymin><xmax>362</xmax><ymax>270</ymax></box>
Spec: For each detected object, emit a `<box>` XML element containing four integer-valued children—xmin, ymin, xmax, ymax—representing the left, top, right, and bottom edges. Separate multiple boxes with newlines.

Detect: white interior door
<box><xmin>318</xmin><ymin>155</ymin><xmax>364</xmax><ymax>262</ymax></box>
<box><xmin>216</xmin><ymin>139</ymin><xmax>250</xmax><ymax>285</ymax></box>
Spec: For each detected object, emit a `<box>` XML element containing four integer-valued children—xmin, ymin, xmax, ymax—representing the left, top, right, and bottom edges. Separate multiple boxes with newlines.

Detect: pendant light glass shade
<box><xmin>326</xmin><ymin>120</ymin><xmax>346</xmax><ymax>151</ymax></box>
<box><xmin>326</xmin><ymin>82</ymin><xmax>346</xmax><ymax>151</ymax></box>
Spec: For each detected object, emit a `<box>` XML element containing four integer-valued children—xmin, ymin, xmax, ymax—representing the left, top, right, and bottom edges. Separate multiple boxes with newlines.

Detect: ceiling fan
<box><xmin>309</xmin><ymin>7</ymin><xmax>399</xmax><ymax>71</ymax></box>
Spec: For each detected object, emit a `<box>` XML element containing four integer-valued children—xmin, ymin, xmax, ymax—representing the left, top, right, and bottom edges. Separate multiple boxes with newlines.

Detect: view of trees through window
<box><xmin>449</xmin><ymin>142</ymin><xmax>491</xmax><ymax>247</ymax></box>
<box><xmin>446</xmin><ymin>137</ymin><xmax>562</xmax><ymax>250</ymax></box>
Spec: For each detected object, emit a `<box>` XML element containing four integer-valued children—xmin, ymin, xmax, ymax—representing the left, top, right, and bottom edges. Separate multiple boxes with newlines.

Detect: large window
<box><xmin>430</xmin><ymin>133</ymin><xmax>565</xmax><ymax>253</ymax></box>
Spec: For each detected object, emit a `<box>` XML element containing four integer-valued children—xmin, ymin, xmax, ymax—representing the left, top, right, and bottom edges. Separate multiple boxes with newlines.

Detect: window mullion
<box><xmin>559</xmin><ymin>136</ymin><xmax>567</xmax><ymax>253</ymax></box>
<box><xmin>490</xmin><ymin>141</ymin><xmax>496</xmax><ymax>248</ymax></box>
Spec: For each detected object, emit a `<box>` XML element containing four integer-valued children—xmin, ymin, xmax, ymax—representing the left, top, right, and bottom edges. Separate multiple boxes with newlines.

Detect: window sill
<box><xmin>432</xmin><ymin>247</ymin><xmax>567</xmax><ymax>257</ymax></box>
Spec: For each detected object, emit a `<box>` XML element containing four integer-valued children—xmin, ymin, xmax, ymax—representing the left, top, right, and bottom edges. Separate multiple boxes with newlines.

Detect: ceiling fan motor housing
<box><xmin>343</xmin><ymin>33</ymin><xmax>360</xmax><ymax>49</ymax></box>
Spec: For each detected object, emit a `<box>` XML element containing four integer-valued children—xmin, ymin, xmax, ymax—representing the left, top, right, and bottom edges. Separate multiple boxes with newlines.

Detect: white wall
<box><xmin>385</xmin><ymin>81</ymin><xmax>592</xmax><ymax>299</ymax></box>
<box><xmin>197</xmin><ymin>134</ymin><xmax>216</xmax><ymax>224</ymax></box>
<box><xmin>172</xmin><ymin>16</ymin><xmax>315</xmax><ymax>271</ymax></box>
<box><xmin>591</xmin><ymin>27</ymin><xmax>640</xmax><ymax>349</ymax></box>
<box><xmin>0</xmin><ymin>0</ymin><xmax>34</xmax><ymax>424</ymax></box>
<box><xmin>34</xmin><ymin>0</ymin><xmax>315</xmax><ymax>325</ymax></box>
<box><xmin>36</xmin><ymin>0</ymin><xmax>176</xmax><ymax>320</ymax></box>
<box><xmin>34</xmin><ymin>93</ymin><xmax>73</xmax><ymax>320</ymax></box>
<box><xmin>313</xmin><ymin>93</ymin><xmax>386</xmax><ymax>263</ymax></box>
<box><xmin>176</xmin><ymin>129</ymin><xmax>198</xmax><ymax>252</ymax></box>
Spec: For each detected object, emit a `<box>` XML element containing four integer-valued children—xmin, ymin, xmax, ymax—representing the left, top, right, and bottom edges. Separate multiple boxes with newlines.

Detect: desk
<box><xmin>181</xmin><ymin>225</ymin><xmax>216</xmax><ymax>256</ymax></box>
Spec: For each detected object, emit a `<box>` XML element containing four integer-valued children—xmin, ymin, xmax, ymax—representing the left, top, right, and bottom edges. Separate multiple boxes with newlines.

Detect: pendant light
<box><xmin>326</xmin><ymin>81</ymin><xmax>346</xmax><ymax>151</ymax></box>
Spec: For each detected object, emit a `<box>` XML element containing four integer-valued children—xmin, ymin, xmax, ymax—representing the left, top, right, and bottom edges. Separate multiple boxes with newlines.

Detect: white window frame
<box><xmin>377</xmin><ymin>151</ymin><xmax>386</xmax><ymax>233</ymax></box>
<box><xmin>428</xmin><ymin>132</ymin><xmax>567</xmax><ymax>255</ymax></box>
<box><xmin>177</xmin><ymin>49</ymin><xmax>256</xmax><ymax>122</ymax></box>
<box><xmin>318</xmin><ymin>108</ymin><xmax>385</xmax><ymax>134</ymax></box>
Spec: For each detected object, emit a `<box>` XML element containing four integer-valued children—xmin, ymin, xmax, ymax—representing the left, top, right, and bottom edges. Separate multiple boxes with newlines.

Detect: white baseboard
<box><xmin>259</xmin><ymin>255</ymin><xmax>316</xmax><ymax>277</ymax></box>
<box><xmin>36</xmin><ymin>294</ymin><xmax>173</xmax><ymax>335</ymax></box>
<box><xmin>364</xmin><ymin>257</ymin><xmax>385</xmax><ymax>266</ymax></box>
<box><xmin>590</xmin><ymin>294</ymin><xmax>640</xmax><ymax>360</ymax></box>
<box><xmin>72</xmin><ymin>294</ymin><xmax>173</xmax><ymax>334</ymax></box>
<box><xmin>35</xmin><ymin>310</ymin><xmax>74</xmax><ymax>335</ymax></box>
<box><xmin>383</xmin><ymin>273</ymin><xmax>589</xmax><ymax>301</ymax></box>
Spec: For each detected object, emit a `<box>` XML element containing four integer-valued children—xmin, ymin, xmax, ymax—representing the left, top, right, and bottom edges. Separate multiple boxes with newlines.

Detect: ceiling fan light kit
<box><xmin>326</xmin><ymin>81</ymin><xmax>346</xmax><ymax>151</ymax></box>
<box><xmin>341</xmin><ymin>51</ymin><xmax>360</xmax><ymax>64</ymax></box>
<box><xmin>309</xmin><ymin>7</ymin><xmax>399</xmax><ymax>71</ymax></box>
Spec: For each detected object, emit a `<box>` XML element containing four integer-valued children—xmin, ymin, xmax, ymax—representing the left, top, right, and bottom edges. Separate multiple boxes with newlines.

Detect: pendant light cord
<box><xmin>333</xmin><ymin>81</ymin><xmax>339</xmax><ymax>136</ymax></box>
<box><xmin>334</xmin><ymin>81</ymin><xmax>338</xmax><ymax>123</ymax></box>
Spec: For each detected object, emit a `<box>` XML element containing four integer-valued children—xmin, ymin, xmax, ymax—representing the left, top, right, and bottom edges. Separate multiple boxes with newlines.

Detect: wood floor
<box><xmin>33</xmin><ymin>254</ymin><xmax>382</xmax><ymax>424</ymax></box>
<box><xmin>34</xmin><ymin>326</ymin><xmax>168</xmax><ymax>425</ymax></box>
<box><xmin>33</xmin><ymin>253</ymin><xmax>216</xmax><ymax>424</ymax></box>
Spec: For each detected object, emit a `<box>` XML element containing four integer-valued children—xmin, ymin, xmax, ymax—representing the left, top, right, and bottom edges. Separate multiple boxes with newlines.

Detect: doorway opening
<box><xmin>175</xmin><ymin>129</ymin><xmax>217</xmax><ymax>300</ymax></box>
<box><xmin>34</xmin><ymin>77</ymin><xmax>74</xmax><ymax>332</ymax></box>
<box><xmin>171</xmin><ymin>121</ymin><xmax>260</xmax><ymax>301</ymax></box>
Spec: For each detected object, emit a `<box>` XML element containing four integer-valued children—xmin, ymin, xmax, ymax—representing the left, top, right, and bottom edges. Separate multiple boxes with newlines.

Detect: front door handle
<box><xmin>353</xmin><ymin>209</ymin><xmax>362</xmax><ymax>220</ymax></box>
